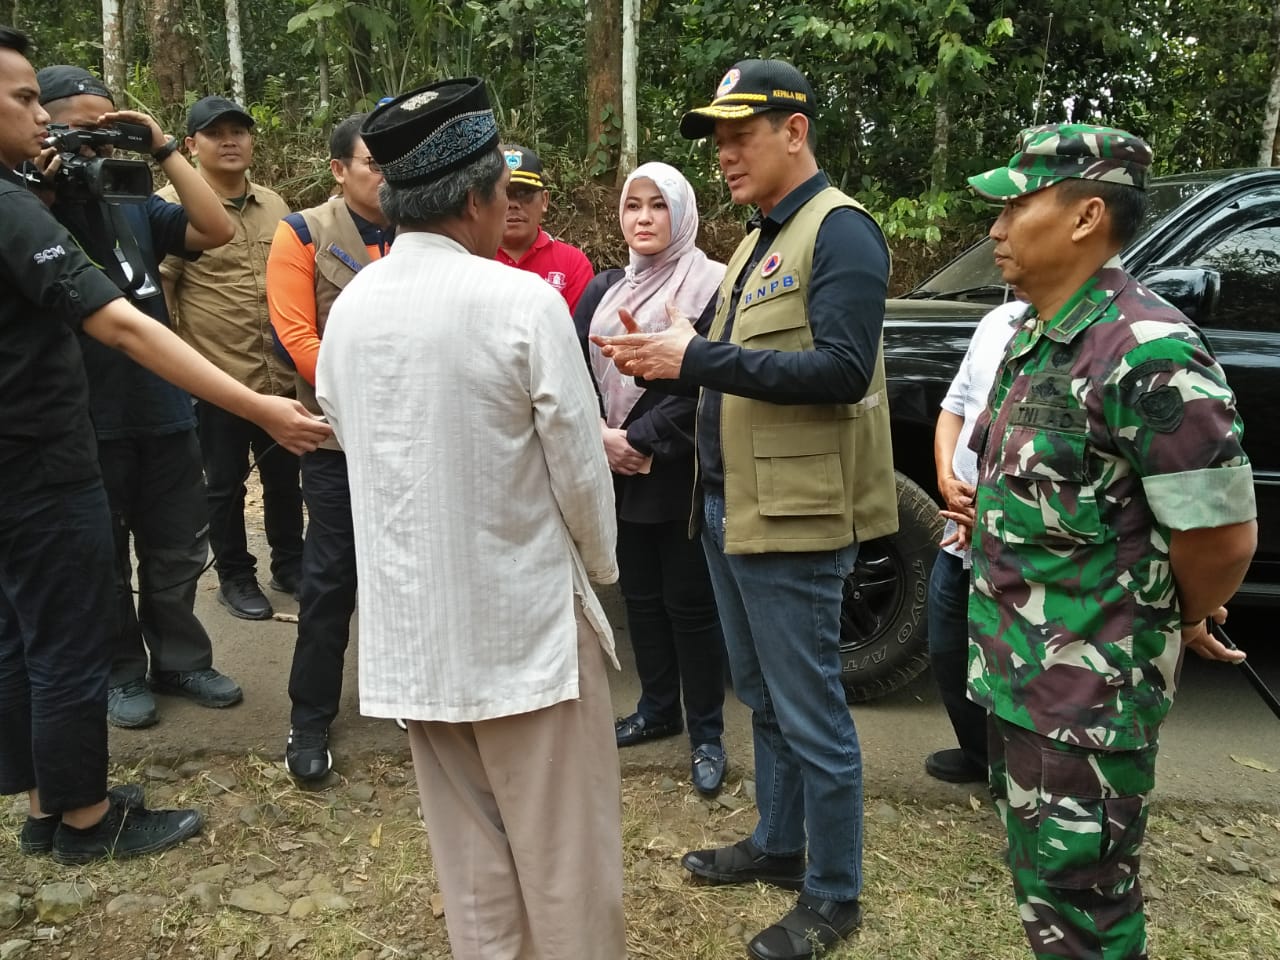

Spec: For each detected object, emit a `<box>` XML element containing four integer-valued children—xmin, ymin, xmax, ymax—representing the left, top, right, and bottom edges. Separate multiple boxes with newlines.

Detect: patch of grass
<box><xmin>3</xmin><ymin>756</ymin><xmax>1279</xmax><ymax>959</ymax></box>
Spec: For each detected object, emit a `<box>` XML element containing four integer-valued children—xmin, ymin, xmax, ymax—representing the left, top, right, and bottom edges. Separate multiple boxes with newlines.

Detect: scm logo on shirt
<box><xmin>33</xmin><ymin>245</ymin><xmax>66</xmax><ymax>265</ymax></box>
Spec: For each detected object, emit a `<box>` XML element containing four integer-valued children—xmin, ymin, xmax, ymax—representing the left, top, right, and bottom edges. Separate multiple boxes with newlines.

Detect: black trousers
<box><xmin>197</xmin><ymin>400</ymin><xmax>303</xmax><ymax>585</ymax></box>
<box><xmin>0</xmin><ymin>481</ymin><xmax>114</xmax><ymax>813</ymax></box>
<box><xmin>99</xmin><ymin>431</ymin><xmax>214</xmax><ymax>684</ymax></box>
<box><xmin>288</xmin><ymin>448</ymin><xmax>358</xmax><ymax>731</ymax></box>
<box><xmin>616</xmin><ymin>517</ymin><xmax>726</xmax><ymax>747</ymax></box>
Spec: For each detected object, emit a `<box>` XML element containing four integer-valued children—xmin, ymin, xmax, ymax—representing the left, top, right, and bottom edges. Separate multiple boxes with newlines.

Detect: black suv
<box><xmin>843</xmin><ymin>168</ymin><xmax>1280</xmax><ymax>701</ymax></box>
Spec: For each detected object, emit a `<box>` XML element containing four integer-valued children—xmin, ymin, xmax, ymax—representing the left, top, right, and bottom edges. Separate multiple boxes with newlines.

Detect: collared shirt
<box><xmin>688</xmin><ymin>170</ymin><xmax>890</xmax><ymax>493</ymax></box>
<box><xmin>967</xmin><ymin>261</ymin><xmax>1256</xmax><ymax>751</ymax></box>
<box><xmin>0</xmin><ymin>165</ymin><xmax>122</xmax><ymax>494</ymax></box>
<box><xmin>315</xmin><ymin>232</ymin><xmax>618</xmax><ymax>723</ymax></box>
<box><xmin>54</xmin><ymin>194</ymin><xmax>197</xmax><ymax>439</ymax></box>
<box><xmin>158</xmin><ymin>178</ymin><xmax>293</xmax><ymax>396</ymax></box>
<box><xmin>496</xmin><ymin>227</ymin><xmax>594</xmax><ymax>313</ymax></box>
<box><xmin>939</xmin><ymin>300</ymin><xmax>1025</xmax><ymax>559</ymax></box>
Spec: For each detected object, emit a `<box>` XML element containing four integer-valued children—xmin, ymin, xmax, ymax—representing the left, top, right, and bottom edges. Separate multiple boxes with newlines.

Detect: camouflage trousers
<box><xmin>988</xmin><ymin>716</ymin><xmax>1158</xmax><ymax>960</ymax></box>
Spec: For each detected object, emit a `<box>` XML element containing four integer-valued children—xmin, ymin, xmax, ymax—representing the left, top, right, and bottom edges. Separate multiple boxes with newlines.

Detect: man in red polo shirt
<box><xmin>496</xmin><ymin>145</ymin><xmax>594</xmax><ymax>312</ymax></box>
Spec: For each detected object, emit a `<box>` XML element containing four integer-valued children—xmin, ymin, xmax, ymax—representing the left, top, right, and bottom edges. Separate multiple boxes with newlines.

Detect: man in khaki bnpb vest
<box><xmin>266</xmin><ymin>114</ymin><xmax>392</xmax><ymax>783</ymax></box>
<box><xmin>593</xmin><ymin>59</ymin><xmax>896</xmax><ymax>960</ymax></box>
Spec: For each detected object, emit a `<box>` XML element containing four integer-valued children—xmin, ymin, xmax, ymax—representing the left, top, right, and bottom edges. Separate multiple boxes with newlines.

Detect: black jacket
<box><xmin>573</xmin><ymin>268</ymin><xmax>716</xmax><ymax>525</ymax></box>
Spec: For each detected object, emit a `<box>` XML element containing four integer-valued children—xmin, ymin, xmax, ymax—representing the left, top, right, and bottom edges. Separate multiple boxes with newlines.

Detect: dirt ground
<box><xmin>3</xmin><ymin>493</ymin><xmax>1280</xmax><ymax>959</ymax></box>
<box><xmin>2</xmin><ymin>751</ymin><xmax>1279</xmax><ymax>960</ymax></box>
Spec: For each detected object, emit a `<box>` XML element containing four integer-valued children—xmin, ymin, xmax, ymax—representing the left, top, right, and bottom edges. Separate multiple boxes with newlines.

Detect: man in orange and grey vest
<box><xmin>267</xmin><ymin>113</ymin><xmax>392</xmax><ymax>782</ymax></box>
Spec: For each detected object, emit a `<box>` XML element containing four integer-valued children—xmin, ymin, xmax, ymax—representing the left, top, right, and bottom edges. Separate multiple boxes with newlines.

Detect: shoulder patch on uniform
<box><xmin>1121</xmin><ymin>358</ymin><xmax>1183</xmax><ymax>432</ymax></box>
<box><xmin>1119</xmin><ymin>357</ymin><xmax>1175</xmax><ymax>392</ymax></box>
<box><xmin>1135</xmin><ymin>386</ymin><xmax>1184</xmax><ymax>433</ymax></box>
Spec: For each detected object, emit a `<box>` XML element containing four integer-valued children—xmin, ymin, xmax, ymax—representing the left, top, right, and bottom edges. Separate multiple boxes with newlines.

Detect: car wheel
<box><xmin>839</xmin><ymin>473</ymin><xmax>943</xmax><ymax>703</ymax></box>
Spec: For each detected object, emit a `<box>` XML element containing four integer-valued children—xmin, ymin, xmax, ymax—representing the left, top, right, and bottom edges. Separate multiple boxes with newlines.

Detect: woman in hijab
<box><xmin>573</xmin><ymin>161</ymin><xmax>728</xmax><ymax>796</ymax></box>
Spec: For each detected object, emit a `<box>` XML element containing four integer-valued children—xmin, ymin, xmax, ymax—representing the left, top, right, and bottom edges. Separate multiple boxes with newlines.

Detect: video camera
<box><xmin>44</xmin><ymin>120</ymin><xmax>153</xmax><ymax>203</ymax></box>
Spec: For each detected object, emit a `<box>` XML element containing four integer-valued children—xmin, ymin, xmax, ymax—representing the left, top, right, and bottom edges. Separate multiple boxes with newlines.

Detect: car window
<box><xmin>912</xmin><ymin>179</ymin><xmax>1211</xmax><ymax>302</ymax></box>
<box><xmin>1191</xmin><ymin>220</ymin><xmax>1280</xmax><ymax>333</ymax></box>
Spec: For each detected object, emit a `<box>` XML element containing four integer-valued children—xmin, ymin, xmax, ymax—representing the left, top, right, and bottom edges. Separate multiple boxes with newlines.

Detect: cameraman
<box><xmin>0</xmin><ymin>25</ymin><xmax>329</xmax><ymax>862</ymax></box>
<box><xmin>35</xmin><ymin>66</ymin><xmax>243</xmax><ymax>729</ymax></box>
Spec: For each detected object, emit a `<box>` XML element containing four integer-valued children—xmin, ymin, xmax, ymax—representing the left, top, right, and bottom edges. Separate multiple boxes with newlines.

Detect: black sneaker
<box><xmin>19</xmin><ymin>784</ymin><xmax>147</xmax><ymax>855</ymax></box>
<box><xmin>286</xmin><ymin>728</ymin><xmax>333</xmax><ymax>782</ymax></box>
<box><xmin>267</xmin><ymin>570</ymin><xmax>300</xmax><ymax>599</ymax></box>
<box><xmin>50</xmin><ymin>796</ymin><xmax>203</xmax><ymax>865</ymax></box>
<box><xmin>151</xmin><ymin>668</ymin><xmax>244</xmax><ymax>708</ymax></box>
<box><xmin>107</xmin><ymin>678</ymin><xmax>158</xmax><ymax>728</ymax></box>
<box><xmin>218</xmin><ymin>578</ymin><xmax>273</xmax><ymax>620</ymax></box>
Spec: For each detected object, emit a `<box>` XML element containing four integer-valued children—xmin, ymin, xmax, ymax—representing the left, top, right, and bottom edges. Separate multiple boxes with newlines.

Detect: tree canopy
<box><xmin>10</xmin><ymin>0</ymin><xmax>1279</xmax><ymax>270</ymax></box>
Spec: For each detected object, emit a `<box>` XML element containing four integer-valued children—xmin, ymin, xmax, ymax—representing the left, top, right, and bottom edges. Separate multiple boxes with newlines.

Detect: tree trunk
<box><xmin>585</xmin><ymin>0</ymin><xmax>622</xmax><ymax>180</ymax></box>
<box><xmin>617</xmin><ymin>0</ymin><xmax>637</xmax><ymax>184</ymax></box>
<box><xmin>316</xmin><ymin>21</ymin><xmax>330</xmax><ymax>117</ymax></box>
<box><xmin>224</xmin><ymin>0</ymin><xmax>245</xmax><ymax>103</ymax></box>
<box><xmin>102</xmin><ymin>0</ymin><xmax>125</xmax><ymax>94</ymax></box>
<box><xmin>931</xmin><ymin>93</ymin><xmax>950</xmax><ymax>192</ymax></box>
<box><xmin>1259</xmin><ymin>0</ymin><xmax>1280</xmax><ymax>166</ymax></box>
<box><xmin>148</xmin><ymin>0</ymin><xmax>198</xmax><ymax>105</ymax></box>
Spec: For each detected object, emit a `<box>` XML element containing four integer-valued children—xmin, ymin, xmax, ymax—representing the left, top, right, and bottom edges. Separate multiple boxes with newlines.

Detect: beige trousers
<box><xmin>407</xmin><ymin>608</ymin><xmax>627</xmax><ymax>960</ymax></box>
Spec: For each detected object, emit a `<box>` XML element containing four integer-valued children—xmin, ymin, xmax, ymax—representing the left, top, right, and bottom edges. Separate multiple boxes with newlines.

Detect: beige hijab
<box><xmin>589</xmin><ymin>162</ymin><xmax>725</xmax><ymax>427</ymax></box>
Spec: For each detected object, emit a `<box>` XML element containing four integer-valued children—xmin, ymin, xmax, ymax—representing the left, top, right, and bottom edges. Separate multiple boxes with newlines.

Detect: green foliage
<box><xmin>10</xmin><ymin>0</ymin><xmax>1280</xmax><ymax>247</ymax></box>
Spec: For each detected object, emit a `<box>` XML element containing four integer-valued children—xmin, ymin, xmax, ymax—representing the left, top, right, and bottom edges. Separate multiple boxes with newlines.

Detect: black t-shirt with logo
<box><xmin>0</xmin><ymin>166</ymin><xmax>123</xmax><ymax>495</ymax></box>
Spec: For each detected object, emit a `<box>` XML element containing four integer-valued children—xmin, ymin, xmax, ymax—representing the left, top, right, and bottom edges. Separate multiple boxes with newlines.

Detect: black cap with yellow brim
<box><xmin>502</xmin><ymin>144</ymin><xmax>546</xmax><ymax>189</ymax></box>
<box><xmin>680</xmin><ymin>59</ymin><xmax>816</xmax><ymax>140</ymax></box>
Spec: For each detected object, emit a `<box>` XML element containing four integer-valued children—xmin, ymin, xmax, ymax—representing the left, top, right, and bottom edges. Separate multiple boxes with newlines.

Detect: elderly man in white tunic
<box><xmin>314</xmin><ymin>78</ymin><xmax>626</xmax><ymax>960</ymax></box>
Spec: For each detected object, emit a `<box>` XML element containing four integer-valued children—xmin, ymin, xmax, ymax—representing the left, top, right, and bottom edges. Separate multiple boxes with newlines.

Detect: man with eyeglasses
<box><xmin>159</xmin><ymin>96</ymin><xmax>303</xmax><ymax>624</ymax></box>
<box><xmin>268</xmin><ymin>113</ymin><xmax>393</xmax><ymax>782</ymax></box>
<box><xmin>496</xmin><ymin>145</ymin><xmax>593</xmax><ymax>312</ymax></box>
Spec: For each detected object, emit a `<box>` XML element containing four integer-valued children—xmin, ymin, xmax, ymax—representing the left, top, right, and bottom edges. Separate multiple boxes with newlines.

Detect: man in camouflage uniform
<box><xmin>965</xmin><ymin>124</ymin><xmax>1258</xmax><ymax>959</ymax></box>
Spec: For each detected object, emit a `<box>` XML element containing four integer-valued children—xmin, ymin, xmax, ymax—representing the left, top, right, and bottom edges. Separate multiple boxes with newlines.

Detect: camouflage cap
<box><xmin>968</xmin><ymin>123</ymin><xmax>1152</xmax><ymax>201</ymax></box>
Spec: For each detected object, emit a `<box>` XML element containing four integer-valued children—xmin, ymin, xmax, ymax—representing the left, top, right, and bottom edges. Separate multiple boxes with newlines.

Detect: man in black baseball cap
<box><xmin>35</xmin><ymin>64</ymin><xmax>246</xmax><ymax>730</ymax></box>
<box><xmin>679</xmin><ymin>58</ymin><xmax>816</xmax><ymax>139</ymax></box>
<box><xmin>186</xmin><ymin>95</ymin><xmax>254</xmax><ymax>137</ymax></box>
<box><xmin>594</xmin><ymin>56</ymin><xmax>892</xmax><ymax>960</ymax></box>
<box><xmin>34</xmin><ymin>64</ymin><xmax>113</xmax><ymax>104</ymax></box>
<box><xmin>0</xmin><ymin>25</ymin><xmax>328</xmax><ymax>866</ymax></box>
<box><xmin>495</xmin><ymin>143</ymin><xmax>594</xmax><ymax>312</ymax></box>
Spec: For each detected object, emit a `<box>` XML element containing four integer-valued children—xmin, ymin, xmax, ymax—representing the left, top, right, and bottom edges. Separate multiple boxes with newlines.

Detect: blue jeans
<box><xmin>927</xmin><ymin>549</ymin><xmax>987</xmax><ymax>768</ymax></box>
<box><xmin>700</xmin><ymin>493</ymin><xmax>863</xmax><ymax>901</ymax></box>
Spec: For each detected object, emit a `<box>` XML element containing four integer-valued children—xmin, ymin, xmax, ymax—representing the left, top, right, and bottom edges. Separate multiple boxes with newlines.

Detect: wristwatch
<box><xmin>152</xmin><ymin>137</ymin><xmax>180</xmax><ymax>163</ymax></box>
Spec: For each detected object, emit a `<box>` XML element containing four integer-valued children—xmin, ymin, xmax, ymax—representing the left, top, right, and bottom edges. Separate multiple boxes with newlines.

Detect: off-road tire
<box><xmin>839</xmin><ymin>473</ymin><xmax>944</xmax><ymax>703</ymax></box>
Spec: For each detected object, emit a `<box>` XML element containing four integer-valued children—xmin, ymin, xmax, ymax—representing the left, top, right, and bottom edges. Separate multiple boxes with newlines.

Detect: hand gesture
<box><xmin>590</xmin><ymin>302</ymin><xmax>698</xmax><ymax>380</ymax></box>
